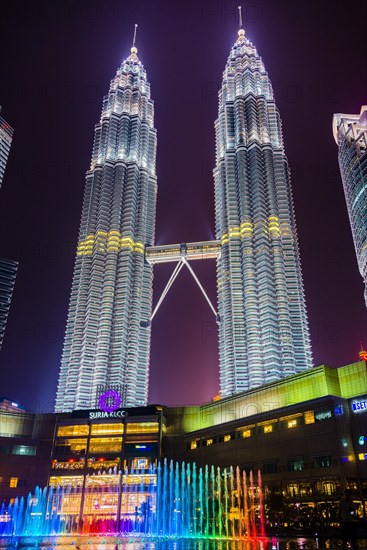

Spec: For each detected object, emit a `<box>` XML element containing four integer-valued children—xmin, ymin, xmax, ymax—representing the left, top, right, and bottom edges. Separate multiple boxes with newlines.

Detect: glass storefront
<box><xmin>89</xmin><ymin>437</ymin><xmax>122</xmax><ymax>454</ymax></box>
<box><xmin>126</xmin><ymin>422</ymin><xmax>159</xmax><ymax>434</ymax></box>
<box><xmin>54</xmin><ymin>438</ymin><xmax>88</xmax><ymax>457</ymax></box>
<box><xmin>90</xmin><ymin>423</ymin><xmax>124</xmax><ymax>435</ymax></box>
<box><xmin>57</xmin><ymin>425</ymin><xmax>89</xmax><ymax>437</ymax></box>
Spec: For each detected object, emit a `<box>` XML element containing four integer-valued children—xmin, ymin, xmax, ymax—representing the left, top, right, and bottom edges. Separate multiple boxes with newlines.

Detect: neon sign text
<box><xmin>352</xmin><ymin>399</ymin><xmax>367</xmax><ymax>412</ymax></box>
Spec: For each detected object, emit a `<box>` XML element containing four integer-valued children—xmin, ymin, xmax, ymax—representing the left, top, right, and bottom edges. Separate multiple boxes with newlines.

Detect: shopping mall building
<box><xmin>1</xmin><ymin>361</ymin><xmax>367</xmax><ymax>523</ymax></box>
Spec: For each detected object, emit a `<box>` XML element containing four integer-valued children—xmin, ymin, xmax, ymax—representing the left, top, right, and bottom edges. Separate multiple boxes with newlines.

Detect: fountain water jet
<box><xmin>0</xmin><ymin>460</ymin><xmax>266</xmax><ymax>540</ymax></box>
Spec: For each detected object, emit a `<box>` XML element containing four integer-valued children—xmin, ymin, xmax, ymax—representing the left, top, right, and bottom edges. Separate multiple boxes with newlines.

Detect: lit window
<box><xmin>287</xmin><ymin>483</ymin><xmax>299</xmax><ymax>497</ymax></box>
<box><xmin>300</xmin><ymin>483</ymin><xmax>312</xmax><ymax>496</ymax></box>
<box><xmin>54</xmin><ymin>438</ymin><xmax>88</xmax><ymax>455</ymax></box>
<box><xmin>57</xmin><ymin>425</ymin><xmax>89</xmax><ymax>437</ymax></box>
<box><xmin>9</xmin><ymin>477</ymin><xmax>18</xmax><ymax>488</ymax></box>
<box><xmin>126</xmin><ymin>422</ymin><xmax>159</xmax><ymax>434</ymax></box>
<box><xmin>358</xmin><ymin>453</ymin><xmax>367</xmax><ymax>461</ymax></box>
<box><xmin>304</xmin><ymin>411</ymin><xmax>315</xmax><ymax>424</ymax></box>
<box><xmin>315</xmin><ymin>455</ymin><xmax>332</xmax><ymax>468</ymax></box>
<box><xmin>346</xmin><ymin>481</ymin><xmax>358</xmax><ymax>491</ymax></box>
<box><xmin>288</xmin><ymin>420</ymin><xmax>297</xmax><ymax>428</ymax></box>
<box><xmin>315</xmin><ymin>411</ymin><xmax>332</xmax><ymax>421</ymax></box>
<box><xmin>224</xmin><ymin>434</ymin><xmax>231</xmax><ymax>442</ymax></box>
<box><xmin>322</xmin><ymin>482</ymin><xmax>336</xmax><ymax>495</ymax></box>
<box><xmin>89</xmin><ymin>437</ymin><xmax>122</xmax><ymax>453</ymax></box>
<box><xmin>132</xmin><ymin>459</ymin><xmax>149</xmax><ymax>470</ymax></box>
<box><xmin>206</xmin><ymin>439</ymin><xmax>213</xmax><ymax>446</ymax></box>
<box><xmin>190</xmin><ymin>440</ymin><xmax>197</xmax><ymax>450</ymax></box>
<box><xmin>264</xmin><ymin>425</ymin><xmax>273</xmax><ymax>434</ymax></box>
<box><xmin>12</xmin><ymin>445</ymin><xmax>37</xmax><ymax>456</ymax></box>
<box><xmin>288</xmin><ymin>459</ymin><xmax>304</xmax><ymax>472</ymax></box>
<box><xmin>49</xmin><ymin>476</ymin><xmax>83</xmax><ymax>487</ymax></box>
<box><xmin>242</xmin><ymin>430</ymin><xmax>251</xmax><ymax>438</ymax></box>
<box><xmin>90</xmin><ymin>423</ymin><xmax>124</xmax><ymax>435</ymax></box>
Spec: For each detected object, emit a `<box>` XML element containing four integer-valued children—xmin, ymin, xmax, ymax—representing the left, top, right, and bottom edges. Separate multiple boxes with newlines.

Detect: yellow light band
<box><xmin>77</xmin><ymin>231</ymin><xmax>145</xmax><ymax>256</ymax></box>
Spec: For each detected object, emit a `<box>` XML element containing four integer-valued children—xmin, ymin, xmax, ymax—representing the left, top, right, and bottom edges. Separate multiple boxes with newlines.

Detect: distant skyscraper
<box><xmin>0</xmin><ymin>258</ymin><xmax>17</xmax><ymax>352</ymax></box>
<box><xmin>214</xmin><ymin>22</ymin><xmax>313</xmax><ymax>397</ymax></box>
<box><xmin>0</xmin><ymin>107</ymin><xmax>13</xmax><ymax>189</ymax></box>
<box><xmin>0</xmin><ymin>108</ymin><xmax>17</xmax><ymax>351</ymax></box>
<box><xmin>55</xmin><ymin>35</ymin><xmax>157</xmax><ymax>411</ymax></box>
<box><xmin>333</xmin><ymin>106</ymin><xmax>367</xmax><ymax>305</ymax></box>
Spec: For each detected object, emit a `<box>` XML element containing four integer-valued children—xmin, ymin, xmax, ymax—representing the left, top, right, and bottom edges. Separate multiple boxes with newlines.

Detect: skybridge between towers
<box><xmin>146</xmin><ymin>240</ymin><xmax>221</xmax><ymax>264</ymax></box>
<box><xmin>145</xmin><ymin>240</ymin><xmax>221</xmax><ymax>321</ymax></box>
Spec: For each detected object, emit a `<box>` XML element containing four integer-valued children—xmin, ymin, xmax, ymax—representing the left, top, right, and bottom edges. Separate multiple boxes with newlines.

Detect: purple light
<box><xmin>98</xmin><ymin>389</ymin><xmax>122</xmax><ymax>412</ymax></box>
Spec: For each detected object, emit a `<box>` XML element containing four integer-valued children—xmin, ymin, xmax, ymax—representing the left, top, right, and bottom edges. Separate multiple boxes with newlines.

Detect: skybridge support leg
<box><xmin>150</xmin><ymin>257</ymin><xmax>217</xmax><ymax>322</ymax></box>
<box><xmin>182</xmin><ymin>257</ymin><xmax>217</xmax><ymax>317</ymax></box>
<box><xmin>150</xmin><ymin>260</ymin><xmax>184</xmax><ymax>321</ymax></box>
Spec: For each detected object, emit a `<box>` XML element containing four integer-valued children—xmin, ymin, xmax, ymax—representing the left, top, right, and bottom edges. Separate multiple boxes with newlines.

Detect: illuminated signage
<box><xmin>98</xmin><ymin>389</ymin><xmax>122</xmax><ymax>413</ymax></box>
<box><xmin>315</xmin><ymin>411</ymin><xmax>332</xmax><ymax>421</ymax></box>
<box><xmin>352</xmin><ymin>399</ymin><xmax>367</xmax><ymax>412</ymax></box>
<box><xmin>71</xmin><ymin>405</ymin><xmax>158</xmax><ymax>419</ymax></box>
<box><xmin>89</xmin><ymin>410</ymin><xmax>125</xmax><ymax>419</ymax></box>
<box><xmin>359</xmin><ymin>351</ymin><xmax>367</xmax><ymax>361</ymax></box>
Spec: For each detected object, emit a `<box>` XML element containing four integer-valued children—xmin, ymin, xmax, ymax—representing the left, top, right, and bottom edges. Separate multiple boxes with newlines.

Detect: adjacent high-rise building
<box><xmin>55</xmin><ymin>39</ymin><xmax>157</xmax><ymax>411</ymax></box>
<box><xmin>0</xmin><ymin>258</ymin><xmax>18</xmax><ymax>351</ymax></box>
<box><xmin>333</xmin><ymin>106</ymin><xmax>367</xmax><ymax>305</ymax></box>
<box><xmin>0</xmin><ymin>108</ymin><xmax>17</xmax><ymax>350</ymax></box>
<box><xmin>214</xmin><ymin>25</ymin><xmax>313</xmax><ymax>397</ymax></box>
<box><xmin>0</xmin><ymin>107</ymin><xmax>13</xmax><ymax>189</ymax></box>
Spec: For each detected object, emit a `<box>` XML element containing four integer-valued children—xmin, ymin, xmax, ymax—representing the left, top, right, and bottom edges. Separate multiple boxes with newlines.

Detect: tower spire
<box><xmin>129</xmin><ymin>23</ymin><xmax>138</xmax><ymax>58</ymax></box>
<box><xmin>237</xmin><ymin>5</ymin><xmax>245</xmax><ymax>41</ymax></box>
<box><xmin>215</xmin><ymin>6</ymin><xmax>313</xmax><ymax>397</ymax></box>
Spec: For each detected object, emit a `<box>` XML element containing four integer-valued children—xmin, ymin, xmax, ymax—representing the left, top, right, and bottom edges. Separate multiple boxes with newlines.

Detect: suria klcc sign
<box><xmin>89</xmin><ymin>410</ymin><xmax>126</xmax><ymax>419</ymax></box>
<box><xmin>88</xmin><ymin>389</ymin><xmax>125</xmax><ymax>419</ymax></box>
<box><xmin>71</xmin><ymin>403</ymin><xmax>159</xmax><ymax>419</ymax></box>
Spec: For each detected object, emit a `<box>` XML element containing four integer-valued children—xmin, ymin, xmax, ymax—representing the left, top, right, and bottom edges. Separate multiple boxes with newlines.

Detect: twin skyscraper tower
<box><xmin>55</xmin><ymin>21</ymin><xmax>313</xmax><ymax>412</ymax></box>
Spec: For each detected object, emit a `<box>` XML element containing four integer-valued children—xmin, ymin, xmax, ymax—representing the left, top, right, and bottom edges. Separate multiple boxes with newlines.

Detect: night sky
<box><xmin>0</xmin><ymin>0</ymin><xmax>367</xmax><ymax>412</ymax></box>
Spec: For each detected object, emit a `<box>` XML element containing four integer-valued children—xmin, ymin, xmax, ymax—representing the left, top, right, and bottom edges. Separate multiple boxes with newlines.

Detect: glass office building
<box><xmin>333</xmin><ymin>106</ymin><xmax>367</xmax><ymax>305</ymax></box>
<box><xmin>55</xmin><ymin>42</ymin><xmax>157</xmax><ymax>412</ymax></box>
<box><xmin>214</xmin><ymin>26</ymin><xmax>313</xmax><ymax>396</ymax></box>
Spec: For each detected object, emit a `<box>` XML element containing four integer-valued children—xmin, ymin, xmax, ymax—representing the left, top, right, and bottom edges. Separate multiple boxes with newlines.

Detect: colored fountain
<box><xmin>0</xmin><ymin>460</ymin><xmax>266</xmax><ymax>539</ymax></box>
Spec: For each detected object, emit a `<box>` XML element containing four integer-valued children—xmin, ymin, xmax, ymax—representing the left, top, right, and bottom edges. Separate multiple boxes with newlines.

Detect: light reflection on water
<box><xmin>0</xmin><ymin>537</ymin><xmax>355</xmax><ymax>550</ymax></box>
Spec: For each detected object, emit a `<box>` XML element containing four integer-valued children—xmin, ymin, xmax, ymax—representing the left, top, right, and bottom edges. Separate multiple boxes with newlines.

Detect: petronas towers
<box><xmin>215</xmin><ymin>28</ymin><xmax>312</xmax><ymax>396</ymax></box>
<box><xmin>55</xmin><ymin>41</ymin><xmax>157</xmax><ymax>411</ymax></box>
<box><xmin>55</xmin><ymin>21</ymin><xmax>312</xmax><ymax>412</ymax></box>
